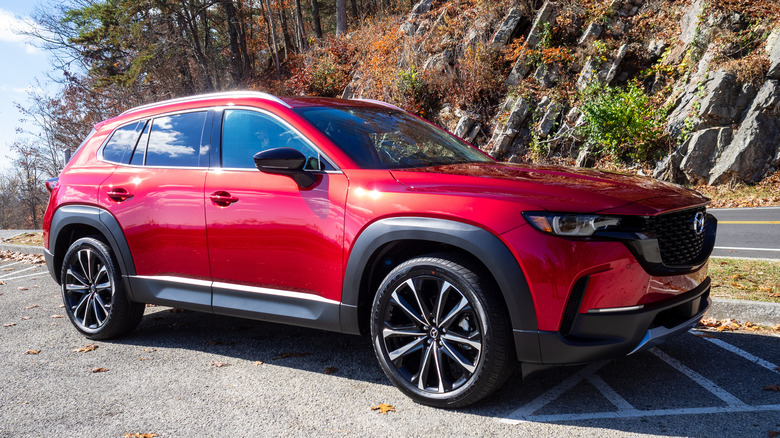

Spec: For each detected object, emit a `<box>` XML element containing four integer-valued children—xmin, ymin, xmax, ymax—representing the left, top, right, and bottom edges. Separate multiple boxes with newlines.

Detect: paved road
<box><xmin>1</xmin><ymin>260</ymin><xmax>779</xmax><ymax>437</ymax></box>
<box><xmin>710</xmin><ymin>207</ymin><xmax>780</xmax><ymax>260</ymax></box>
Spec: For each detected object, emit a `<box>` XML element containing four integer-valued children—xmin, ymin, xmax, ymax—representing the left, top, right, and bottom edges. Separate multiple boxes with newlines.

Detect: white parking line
<box><xmin>510</xmin><ymin>404</ymin><xmax>780</xmax><ymax>423</ymax></box>
<box><xmin>650</xmin><ymin>348</ymin><xmax>747</xmax><ymax>407</ymax></box>
<box><xmin>586</xmin><ymin>374</ymin><xmax>634</xmax><ymax>411</ymax></box>
<box><xmin>702</xmin><ymin>337</ymin><xmax>780</xmax><ymax>374</ymax></box>
<box><xmin>1</xmin><ymin>271</ymin><xmax>48</xmax><ymax>281</ymax></box>
<box><xmin>713</xmin><ymin>246</ymin><xmax>780</xmax><ymax>252</ymax></box>
<box><xmin>0</xmin><ymin>261</ymin><xmax>25</xmax><ymax>270</ymax></box>
<box><xmin>0</xmin><ymin>266</ymin><xmax>38</xmax><ymax>279</ymax></box>
<box><xmin>501</xmin><ymin>361</ymin><xmax>608</xmax><ymax>424</ymax></box>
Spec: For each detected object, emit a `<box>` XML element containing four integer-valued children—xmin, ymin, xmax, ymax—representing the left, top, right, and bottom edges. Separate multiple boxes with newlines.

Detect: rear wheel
<box><xmin>60</xmin><ymin>237</ymin><xmax>144</xmax><ymax>340</ymax></box>
<box><xmin>370</xmin><ymin>255</ymin><xmax>514</xmax><ymax>408</ymax></box>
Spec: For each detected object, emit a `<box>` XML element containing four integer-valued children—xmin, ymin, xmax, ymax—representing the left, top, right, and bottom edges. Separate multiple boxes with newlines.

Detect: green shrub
<box><xmin>577</xmin><ymin>82</ymin><xmax>665</xmax><ymax>161</ymax></box>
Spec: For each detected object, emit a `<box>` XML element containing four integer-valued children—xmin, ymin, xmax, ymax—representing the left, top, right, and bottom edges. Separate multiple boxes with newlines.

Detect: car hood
<box><xmin>390</xmin><ymin>162</ymin><xmax>709</xmax><ymax>215</ymax></box>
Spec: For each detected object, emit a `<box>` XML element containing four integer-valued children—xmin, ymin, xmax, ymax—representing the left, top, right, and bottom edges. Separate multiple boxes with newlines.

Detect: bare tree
<box><xmin>336</xmin><ymin>0</ymin><xmax>347</xmax><ymax>36</ymax></box>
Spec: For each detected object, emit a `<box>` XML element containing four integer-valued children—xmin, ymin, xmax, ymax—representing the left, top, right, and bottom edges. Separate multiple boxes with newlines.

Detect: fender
<box><xmin>339</xmin><ymin>217</ymin><xmax>540</xmax><ymax>357</ymax></box>
<box><xmin>47</xmin><ymin>205</ymin><xmax>137</xmax><ymax>299</ymax></box>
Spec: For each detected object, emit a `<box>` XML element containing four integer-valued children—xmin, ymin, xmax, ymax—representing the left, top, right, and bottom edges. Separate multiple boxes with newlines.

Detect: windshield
<box><xmin>294</xmin><ymin>107</ymin><xmax>493</xmax><ymax>169</ymax></box>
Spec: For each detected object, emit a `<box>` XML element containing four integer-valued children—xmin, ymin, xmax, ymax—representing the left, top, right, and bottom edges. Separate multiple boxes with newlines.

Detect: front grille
<box><xmin>647</xmin><ymin>207</ymin><xmax>706</xmax><ymax>266</ymax></box>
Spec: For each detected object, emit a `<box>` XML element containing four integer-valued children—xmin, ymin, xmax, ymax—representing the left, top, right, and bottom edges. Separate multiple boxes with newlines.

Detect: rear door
<box><xmin>99</xmin><ymin>110</ymin><xmax>213</xmax><ymax>310</ymax></box>
<box><xmin>204</xmin><ymin>108</ymin><xmax>348</xmax><ymax>326</ymax></box>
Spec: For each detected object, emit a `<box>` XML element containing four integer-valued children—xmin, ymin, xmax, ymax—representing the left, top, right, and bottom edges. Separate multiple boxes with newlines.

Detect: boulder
<box><xmin>578</xmin><ymin>23</ymin><xmax>602</xmax><ymax>46</ymax></box>
<box><xmin>709</xmin><ymin>80</ymin><xmax>780</xmax><ymax>184</ymax></box>
<box><xmin>453</xmin><ymin>114</ymin><xmax>477</xmax><ymax>138</ymax></box>
<box><xmin>506</xmin><ymin>1</ymin><xmax>556</xmax><ymax>85</ymax></box>
<box><xmin>679</xmin><ymin>127</ymin><xmax>732</xmax><ymax>184</ymax></box>
<box><xmin>697</xmin><ymin>71</ymin><xmax>740</xmax><ymax>125</ymax></box>
<box><xmin>769</xmin><ymin>32</ymin><xmax>780</xmax><ymax>80</ymax></box>
<box><xmin>537</xmin><ymin>101</ymin><xmax>562</xmax><ymax>137</ymax></box>
<box><xmin>576</xmin><ymin>56</ymin><xmax>601</xmax><ymax>91</ymax></box>
<box><xmin>399</xmin><ymin>22</ymin><xmax>417</xmax><ymax>36</ymax></box>
<box><xmin>534</xmin><ymin>63</ymin><xmax>558</xmax><ymax>88</ymax></box>
<box><xmin>410</xmin><ymin>0</ymin><xmax>433</xmax><ymax>17</ymax></box>
<box><xmin>600</xmin><ymin>44</ymin><xmax>629</xmax><ymax>85</ymax></box>
<box><xmin>491</xmin><ymin>8</ymin><xmax>524</xmax><ymax>48</ymax></box>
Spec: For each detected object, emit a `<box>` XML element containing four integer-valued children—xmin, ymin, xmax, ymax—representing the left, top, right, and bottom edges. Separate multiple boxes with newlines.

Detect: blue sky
<box><xmin>0</xmin><ymin>0</ymin><xmax>56</xmax><ymax>170</ymax></box>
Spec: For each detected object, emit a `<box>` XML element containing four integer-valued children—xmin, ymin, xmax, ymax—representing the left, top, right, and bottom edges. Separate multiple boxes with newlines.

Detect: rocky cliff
<box><xmin>339</xmin><ymin>0</ymin><xmax>780</xmax><ymax>186</ymax></box>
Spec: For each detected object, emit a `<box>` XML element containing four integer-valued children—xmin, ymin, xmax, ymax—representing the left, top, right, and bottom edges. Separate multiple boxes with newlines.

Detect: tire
<box><xmin>60</xmin><ymin>237</ymin><xmax>144</xmax><ymax>340</ymax></box>
<box><xmin>370</xmin><ymin>255</ymin><xmax>514</xmax><ymax>408</ymax></box>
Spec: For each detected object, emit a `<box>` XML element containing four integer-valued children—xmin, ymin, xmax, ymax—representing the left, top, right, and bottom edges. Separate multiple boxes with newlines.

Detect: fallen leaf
<box><xmin>211</xmin><ymin>361</ymin><xmax>230</xmax><ymax>368</ymax></box>
<box><xmin>143</xmin><ymin>347</ymin><xmax>157</xmax><ymax>352</ymax></box>
<box><xmin>25</xmin><ymin>350</ymin><xmax>40</xmax><ymax>355</ymax></box>
<box><xmin>73</xmin><ymin>344</ymin><xmax>98</xmax><ymax>353</ymax></box>
<box><xmin>732</xmin><ymin>274</ymin><xmax>744</xmax><ymax>280</ymax></box>
<box><xmin>769</xmin><ymin>431</ymin><xmax>780</xmax><ymax>438</ymax></box>
<box><xmin>58</xmin><ymin>304</ymin><xmax>65</xmax><ymax>308</ymax></box>
<box><xmin>91</xmin><ymin>367</ymin><xmax>109</xmax><ymax>373</ymax></box>
<box><xmin>20</xmin><ymin>316</ymin><xmax>31</xmax><ymax>321</ymax></box>
<box><xmin>763</xmin><ymin>385</ymin><xmax>780</xmax><ymax>392</ymax></box>
<box><xmin>138</xmin><ymin>358</ymin><xmax>150</xmax><ymax>361</ymax></box>
<box><xmin>0</xmin><ymin>280</ymin><xmax>5</xmax><ymax>285</ymax></box>
<box><xmin>371</xmin><ymin>403</ymin><xmax>396</xmax><ymax>414</ymax></box>
<box><xmin>254</xmin><ymin>361</ymin><xmax>264</xmax><ymax>366</ymax></box>
<box><xmin>25</xmin><ymin>304</ymin><xmax>39</xmax><ymax>309</ymax></box>
<box><xmin>2</xmin><ymin>268</ymin><xmax>14</xmax><ymax>271</ymax></box>
<box><xmin>273</xmin><ymin>352</ymin><xmax>311</xmax><ymax>360</ymax></box>
<box><xmin>17</xmin><ymin>286</ymin><xmax>28</xmax><ymax>291</ymax></box>
<box><xmin>698</xmin><ymin>318</ymin><xmax>720</xmax><ymax>328</ymax></box>
<box><xmin>169</xmin><ymin>308</ymin><xmax>184</xmax><ymax>313</ymax></box>
<box><xmin>692</xmin><ymin>332</ymin><xmax>716</xmax><ymax>339</ymax></box>
<box><xmin>50</xmin><ymin>315</ymin><xmax>64</xmax><ymax>319</ymax></box>
<box><xmin>323</xmin><ymin>367</ymin><xmax>338</xmax><ymax>375</ymax></box>
<box><xmin>3</xmin><ymin>323</ymin><xmax>16</xmax><ymax>327</ymax></box>
<box><xmin>123</xmin><ymin>433</ymin><xmax>158</xmax><ymax>438</ymax></box>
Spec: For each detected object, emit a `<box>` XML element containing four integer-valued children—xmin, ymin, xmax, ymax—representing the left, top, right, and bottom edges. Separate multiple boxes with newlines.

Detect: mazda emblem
<box><xmin>692</xmin><ymin>212</ymin><xmax>705</xmax><ymax>235</ymax></box>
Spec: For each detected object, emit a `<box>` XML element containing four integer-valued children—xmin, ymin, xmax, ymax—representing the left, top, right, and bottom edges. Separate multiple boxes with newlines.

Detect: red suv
<box><xmin>43</xmin><ymin>92</ymin><xmax>715</xmax><ymax>407</ymax></box>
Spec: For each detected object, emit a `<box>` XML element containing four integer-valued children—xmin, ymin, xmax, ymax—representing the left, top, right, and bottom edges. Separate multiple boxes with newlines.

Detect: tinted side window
<box><xmin>145</xmin><ymin>111</ymin><xmax>207</xmax><ymax>167</ymax></box>
<box><xmin>102</xmin><ymin>121</ymin><xmax>143</xmax><ymax>164</ymax></box>
<box><xmin>222</xmin><ymin>109</ymin><xmax>326</xmax><ymax>170</ymax></box>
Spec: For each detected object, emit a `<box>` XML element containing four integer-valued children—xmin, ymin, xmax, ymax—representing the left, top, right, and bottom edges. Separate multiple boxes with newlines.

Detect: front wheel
<box><xmin>370</xmin><ymin>255</ymin><xmax>514</xmax><ymax>408</ymax></box>
<box><xmin>60</xmin><ymin>237</ymin><xmax>144</xmax><ymax>340</ymax></box>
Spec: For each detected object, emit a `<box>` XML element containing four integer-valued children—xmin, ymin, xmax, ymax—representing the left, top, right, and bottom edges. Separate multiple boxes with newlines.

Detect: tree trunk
<box><xmin>310</xmin><ymin>0</ymin><xmax>322</xmax><ymax>39</ymax></box>
<box><xmin>263</xmin><ymin>0</ymin><xmax>281</xmax><ymax>77</ymax></box>
<box><xmin>293</xmin><ymin>0</ymin><xmax>307</xmax><ymax>51</ymax></box>
<box><xmin>220</xmin><ymin>0</ymin><xmax>246</xmax><ymax>85</ymax></box>
<box><xmin>350</xmin><ymin>0</ymin><xmax>359</xmax><ymax>21</ymax></box>
<box><xmin>336</xmin><ymin>0</ymin><xmax>347</xmax><ymax>36</ymax></box>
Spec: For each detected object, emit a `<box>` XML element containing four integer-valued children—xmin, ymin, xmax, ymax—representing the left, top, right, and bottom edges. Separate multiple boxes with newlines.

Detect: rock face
<box><xmin>491</xmin><ymin>8</ymin><xmax>523</xmax><ymax>48</ymax></box>
<box><xmin>507</xmin><ymin>1</ymin><xmax>556</xmax><ymax>85</ymax></box>
<box><xmin>708</xmin><ymin>80</ymin><xmax>780</xmax><ymax>184</ymax></box>
<box><xmin>680</xmin><ymin>127</ymin><xmax>732</xmax><ymax>184</ymax></box>
<box><xmin>769</xmin><ymin>35</ymin><xmax>780</xmax><ymax>80</ymax></box>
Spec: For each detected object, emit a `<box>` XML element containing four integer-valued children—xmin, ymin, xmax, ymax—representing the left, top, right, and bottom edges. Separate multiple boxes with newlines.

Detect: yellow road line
<box><xmin>718</xmin><ymin>221</ymin><xmax>780</xmax><ymax>224</ymax></box>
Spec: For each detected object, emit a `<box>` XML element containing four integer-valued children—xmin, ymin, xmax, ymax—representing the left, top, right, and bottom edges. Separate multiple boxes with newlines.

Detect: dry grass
<box><xmin>1</xmin><ymin>232</ymin><xmax>43</xmax><ymax>246</ymax></box>
<box><xmin>694</xmin><ymin>171</ymin><xmax>780</xmax><ymax>208</ymax></box>
<box><xmin>709</xmin><ymin>258</ymin><xmax>780</xmax><ymax>303</ymax></box>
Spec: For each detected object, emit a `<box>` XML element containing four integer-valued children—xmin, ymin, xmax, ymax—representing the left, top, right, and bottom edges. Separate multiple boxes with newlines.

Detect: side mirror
<box><xmin>253</xmin><ymin>147</ymin><xmax>317</xmax><ymax>188</ymax></box>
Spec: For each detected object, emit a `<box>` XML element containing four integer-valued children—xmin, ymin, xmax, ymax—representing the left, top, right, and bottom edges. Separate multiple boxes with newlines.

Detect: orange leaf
<box><xmin>254</xmin><ymin>361</ymin><xmax>264</xmax><ymax>366</ymax></box>
<box><xmin>17</xmin><ymin>286</ymin><xmax>28</xmax><ymax>291</ymax></box>
<box><xmin>3</xmin><ymin>323</ymin><xmax>16</xmax><ymax>327</ymax></box>
<box><xmin>371</xmin><ymin>403</ymin><xmax>396</xmax><ymax>414</ymax></box>
<box><xmin>323</xmin><ymin>367</ymin><xmax>338</xmax><ymax>374</ymax></box>
<box><xmin>210</xmin><ymin>361</ymin><xmax>229</xmax><ymax>368</ymax></box>
<box><xmin>91</xmin><ymin>367</ymin><xmax>109</xmax><ymax>373</ymax></box>
<box><xmin>25</xmin><ymin>304</ymin><xmax>39</xmax><ymax>309</ymax></box>
<box><xmin>50</xmin><ymin>315</ymin><xmax>64</xmax><ymax>319</ymax></box>
<box><xmin>73</xmin><ymin>344</ymin><xmax>98</xmax><ymax>353</ymax></box>
<box><xmin>763</xmin><ymin>385</ymin><xmax>780</xmax><ymax>392</ymax></box>
<box><xmin>25</xmin><ymin>350</ymin><xmax>40</xmax><ymax>355</ymax></box>
<box><xmin>123</xmin><ymin>433</ymin><xmax>158</xmax><ymax>438</ymax></box>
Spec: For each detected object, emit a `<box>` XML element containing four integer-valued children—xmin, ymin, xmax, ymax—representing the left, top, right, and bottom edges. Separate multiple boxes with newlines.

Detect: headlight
<box><xmin>522</xmin><ymin>212</ymin><xmax>621</xmax><ymax>237</ymax></box>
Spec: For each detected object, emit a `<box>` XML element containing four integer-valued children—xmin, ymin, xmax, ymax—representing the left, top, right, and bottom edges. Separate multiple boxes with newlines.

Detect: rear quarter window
<box><xmin>102</xmin><ymin>121</ymin><xmax>144</xmax><ymax>164</ymax></box>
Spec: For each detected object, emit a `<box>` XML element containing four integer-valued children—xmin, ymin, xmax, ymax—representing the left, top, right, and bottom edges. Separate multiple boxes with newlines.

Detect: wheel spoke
<box><xmin>416</xmin><ymin>343</ymin><xmax>434</xmax><ymax>390</ymax></box>
<box><xmin>65</xmin><ymin>283</ymin><xmax>90</xmax><ymax>293</ymax></box>
<box><xmin>93</xmin><ymin>294</ymin><xmax>110</xmax><ymax>320</ymax></box>
<box><xmin>390</xmin><ymin>289</ymin><xmax>427</xmax><ymax>327</ymax></box>
<box><xmin>406</xmin><ymin>278</ymin><xmax>431</xmax><ymax>326</ymax></box>
<box><xmin>433</xmin><ymin>281</ymin><xmax>452</xmax><ymax>325</ymax></box>
<box><xmin>441</xmin><ymin>339</ymin><xmax>477</xmax><ymax>374</ymax></box>
<box><xmin>73</xmin><ymin>293</ymin><xmax>90</xmax><ymax>317</ymax></box>
<box><xmin>432</xmin><ymin>342</ymin><xmax>450</xmax><ymax>393</ymax></box>
<box><xmin>91</xmin><ymin>298</ymin><xmax>104</xmax><ymax>326</ymax></box>
<box><xmin>438</xmin><ymin>296</ymin><xmax>470</xmax><ymax>329</ymax></box>
<box><xmin>382</xmin><ymin>326</ymin><xmax>426</xmax><ymax>339</ymax></box>
<box><xmin>94</xmin><ymin>265</ymin><xmax>108</xmax><ymax>285</ymax></box>
<box><xmin>388</xmin><ymin>336</ymin><xmax>425</xmax><ymax>362</ymax></box>
<box><xmin>78</xmin><ymin>250</ymin><xmax>93</xmax><ymax>283</ymax></box>
<box><xmin>441</xmin><ymin>332</ymin><xmax>482</xmax><ymax>351</ymax></box>
<box><xmin>79</xmin><ymin>295</ymin><xmax>93</xmax><ymax>327</ymax></box>
<box><xmin>66</xmin><ymin>268</ymin><xmax>90</xmax><ymax>289</ymax></box>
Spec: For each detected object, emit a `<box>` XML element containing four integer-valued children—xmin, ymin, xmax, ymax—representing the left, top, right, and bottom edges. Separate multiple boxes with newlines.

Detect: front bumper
<box><xmin>516</xmin><ymin>277</ymin><xmax>710</xmax><ymax>365</ymax></box>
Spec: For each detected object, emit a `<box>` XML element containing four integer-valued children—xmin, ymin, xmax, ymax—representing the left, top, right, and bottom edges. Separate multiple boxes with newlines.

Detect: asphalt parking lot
<box><xmin>1</xmin><ymin>259</ymin><xmax>779</xmax><ymax>437</ymax></box>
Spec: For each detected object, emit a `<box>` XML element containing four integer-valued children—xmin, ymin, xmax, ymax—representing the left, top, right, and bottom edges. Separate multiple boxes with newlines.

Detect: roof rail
<box><xmin>119</xmin><ymin>91</ymin><xmax>290</xmax><ymax>116</ymax></box>
<box><xmin>351</xmin><ymin>98</ymin><xmax>404</xmax><ymax>112</ymax></box>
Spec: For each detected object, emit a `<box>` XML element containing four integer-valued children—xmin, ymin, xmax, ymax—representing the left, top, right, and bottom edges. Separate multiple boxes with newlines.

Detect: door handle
<box><xmin>210</xmin><ymin>191</ymin><xmax>239</xmax><ymax>207</ymax></box>
<box><xmin>107</xmin><ymin>188</ymin><xmax>134</xmax><ymax>202</ymax></box>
